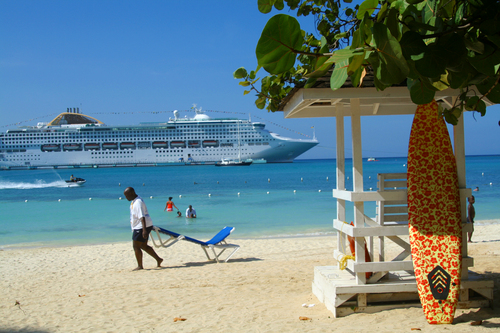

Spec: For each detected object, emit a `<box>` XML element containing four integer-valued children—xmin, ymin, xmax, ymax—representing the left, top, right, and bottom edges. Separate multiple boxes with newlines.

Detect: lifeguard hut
<box><xmin>278</xmin><ymin>81</ymin><xmax>494</xmax><ymax>317</ymax></box>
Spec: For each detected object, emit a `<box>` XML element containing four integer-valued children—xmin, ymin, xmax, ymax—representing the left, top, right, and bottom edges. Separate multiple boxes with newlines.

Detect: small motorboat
<box><xmin>215</xmin><ymin>158</ymin><xmax>253</xmax><ymax>166</ymax></box>
<box><xmin>66</xmin><ymin>177</ymin><xmax>86</xmax><ymax>186</ymax></box>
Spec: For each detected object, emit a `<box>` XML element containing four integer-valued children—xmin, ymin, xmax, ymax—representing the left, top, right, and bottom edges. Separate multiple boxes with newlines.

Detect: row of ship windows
<box><xmin>2</xmin><ymin>137</ymin><xmax>269</xmax><ymax>143</ymax></box>
<box><xmin>4</xmin><ymin>130</ymin><xmax>261</xmax><ymax>137</ymax></box>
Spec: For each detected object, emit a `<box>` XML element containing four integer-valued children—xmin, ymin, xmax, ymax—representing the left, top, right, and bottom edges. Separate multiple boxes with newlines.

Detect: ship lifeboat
<box><xmin>202</xmin><ymin>140</ymin><xmax>218</xmax><ymax>147</ymax></box>
<box><xmin>63</xmin><ymin>143</ymin><xmax>82</xmax><ymax>151</ymax></box>
<box><xmin>41</xmin><ymin>144</ymin><xmax>61</xmax><ymax>152</ymax></box>
<box><xmin>188</xmin><ymin>140</ymin><xmax>200</xmax><ymax>148</ymax></box>
<box><xmin>170</xmin><ymin>141</ymin><xmax>186</xmax><ymax>148</ymax></box>
<box><xmin>102</xmin><ymin>142</ymin><xmax>118</xmax><ymax>150</ymax></box>
<box><xmin>120</xmin><ymin>142</ymin><xmax>136</xmax><ymax>150</ymax></box>
<box><xmin>152</xmin><ymin>141</ymin><xmax>168</xmax><ymax>149</ymax></box>
<box><xmin>84</xmin><ymin>143</ymin><xmax>100</xmax><ymax>151</ymax></box>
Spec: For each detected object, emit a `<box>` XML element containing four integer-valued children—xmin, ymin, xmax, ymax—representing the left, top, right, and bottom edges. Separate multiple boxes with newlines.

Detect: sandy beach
<box><xmin>1</xmin><ymin>223</ymin><xmax>499</xmax><ymax>333</ymax></box>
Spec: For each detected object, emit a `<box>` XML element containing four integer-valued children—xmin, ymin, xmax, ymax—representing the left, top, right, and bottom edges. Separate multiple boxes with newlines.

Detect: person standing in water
<box><xmin>164</xmin><ymin>197</ymin><xmax>179</xmax><ymax>212</ymax></box>
<box><xmin>186</xmin><ymin>205</ymin><xmax>197</xmax><ymax>218</ymax></box>
<box><xmin>124</xmin><ymin>187</ymin><xmax>163</xmax><ymax>271</ymax></box>
<box><xmin>468</xmin><ymin>195</ymin><xmax>476</xmax><ymax>243</ymax></box>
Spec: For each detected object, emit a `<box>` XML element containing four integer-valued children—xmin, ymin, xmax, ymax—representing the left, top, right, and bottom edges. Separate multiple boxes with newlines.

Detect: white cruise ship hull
<box><xmin>0</xmin><ymin>109</ymin><xmax>318</xmax><ymax>169</ymax></box>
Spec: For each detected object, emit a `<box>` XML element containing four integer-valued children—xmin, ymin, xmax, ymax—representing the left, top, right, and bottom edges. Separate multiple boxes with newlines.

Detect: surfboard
<box><xmin>407</xmin><ymin>100</ymin><xmax>462</xmax><ymax>324</ymax></box>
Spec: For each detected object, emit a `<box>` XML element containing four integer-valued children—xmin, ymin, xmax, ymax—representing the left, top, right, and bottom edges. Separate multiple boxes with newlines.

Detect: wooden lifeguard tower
<box><xmin>278</xmin><ymin>84</ymin><xmax>494</xmax><ymax>317</ymax></box>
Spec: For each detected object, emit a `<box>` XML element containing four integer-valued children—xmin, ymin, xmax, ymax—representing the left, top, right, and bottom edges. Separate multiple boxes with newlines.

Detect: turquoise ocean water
<box><xmin>0</xmin><ymin>156</ymin><xmax>498</xmax><ymax>249</ymax></box>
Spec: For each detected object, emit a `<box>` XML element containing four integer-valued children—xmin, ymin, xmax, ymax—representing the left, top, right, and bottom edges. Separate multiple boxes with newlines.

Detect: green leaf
<box><xmin>347</xmin><ymin>51</ymin><xmax>366</xmax><ymax>75</ymax></box>
<box><xmin>414</xmin><ymin>44</ymin><xmax>448</xmax><ymax>78</ymax></box>
<box><xmin>481</xmin><ymin>19</ymin><xmax>500</xmax><ymax>35</ymax></box>
<box><xmin>399</xmin><ymin>31</ymin><xmax>426</xmax><ymax>60</ymax></box>
<box><xmin>408</xmin><ymin>78</ymin><xmax>436</xmax><ymax>104</ymax></box>
<box><xmin>256</xmin><ymin>14</ymin><xmax>304</xmax><ymax>74</ymax></box>
<box><xmin>325</xmin><ymin>48</ymin><xmax>364</xmax><ymax>65</ymax></box>
<box><xmin>469</xmin><ymin>44</ymin><xmax>500</xmax><ymax>76</ymax></box>
<box><xmin>431</xmin><ymin>73</ymin><xmax>450</xmax><ymax>91</ymax></box>
<box><xmin>306</xmin><ymin>57</ymin><xmax>334</xmax><ymax>79</ymax></box>
<box><xmin>476</xmin><ymin>76</ymin><xmax>500</xmax><ymax>103</ymax></box>
<box><xmin>372</xmin><ymin>22</ymin><xmax>409</xmax><ymax>85</ymax></box>
<box><xmin>274</xmin><ymin>0</ymin><xmax>284</xmax><ymax>10</ymax></box>
<box><xmin>255</xmin><ymin>95</ymin><xmax>267</xmax><ymax>109</ymax></box>
<box><xmin>330</xmin><ymin>59</ymin><xmax>349</xmax><ymax>91</ymax></box>
<box><xmin>357</xmin><ymin>0</ymin><xmax>378</xmax><ymax>20</ymax></box>
<box><xmin>444</xmin><ymin>109</ymin><xmax>459</xmax><ymax>125</ymax></box>
<box><xmin>464</xmin><ymin>39</ymin><xmax>485</xmax><ymax>54</ymax></box>
<box><xmin>447</xmin><ymin>70</ymin><xmax>470</xmax><ymax>89</ymax></box>
<box><xmin>233</xmin><ymin>67</ymin><xmax>248</xmax><ymax>79</ymax></box>
<box><xmin>350</xmin><ymin>66</ymin><xmax>365</xmax><ymax>87</ymax></box>
<box><xmin>465</xmin><ymin>96</ymin><xmax>480</xmax><ymax>111</ymax></box>
<box><xmin>377</xmin><ymin>2</ymin><xmax>389</xmax><ymax>22</ymax></box>
<box><xmin>391</xmin><ymin>0</ymin><xmax>409</xmax><ymax>15</ymax></box>
<box><xmin>304</xmin><ymin>77</ymin><xmax>318</xmax><ymax>88</ymax></box>
<box><xmin>243</xmin><ymin>90</ymin><xmax>251</xmax><ymax>96</ymax></box>
<box><xmin>385</xmin><ymin>8</ymin><xmax>401</xmax><ymax>40</ymax></box>
<box><xmin>258</xmin><ymin>0</ymin><xmax>274</xmax><ymax>14</ymax></box>
<box><xmin>239</xmin><ymin>81</ymin><xmax>251</xmax><ymax>87</ymax></box>
<box><xmin>476</xmin><ymin>100</ymin><xmax>487</xmax><ymax>116</ymax></box>
<box><xmin>439</xmin><ymin>33</ymin><xmax>467</xmax><ymax>71</ymax></box>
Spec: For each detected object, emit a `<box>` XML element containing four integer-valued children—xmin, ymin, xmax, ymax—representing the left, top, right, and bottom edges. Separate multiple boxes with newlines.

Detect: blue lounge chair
<box><xmin>150</xmin><ymin>226</ymin><xmax>240</xmax><ymax>263</ymax></box>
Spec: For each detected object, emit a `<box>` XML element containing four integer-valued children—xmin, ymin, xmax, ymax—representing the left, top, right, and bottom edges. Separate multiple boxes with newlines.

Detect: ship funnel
<box><xmin>173</xmin><ymin>110</ymin><xmax>179</xmax><ymax>120</ymax></box>
<box><xmin>67</xmin><ymin>108</ymin><xmax>70</xmax><ymax>113</ymax></box>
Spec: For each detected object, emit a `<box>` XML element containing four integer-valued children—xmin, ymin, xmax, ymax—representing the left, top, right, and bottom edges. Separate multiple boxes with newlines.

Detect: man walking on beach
<box><xmin>124</xmin><ymin>187</ymin><xmax>163</xmax><ymax>270</ymax></box>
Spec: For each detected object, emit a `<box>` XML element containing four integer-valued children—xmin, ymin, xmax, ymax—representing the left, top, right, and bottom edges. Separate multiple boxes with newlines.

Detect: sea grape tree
<box><xmin>234</xmin><ymin>0</ymin><xmax>500</xmax><ymax>124</ymax></box>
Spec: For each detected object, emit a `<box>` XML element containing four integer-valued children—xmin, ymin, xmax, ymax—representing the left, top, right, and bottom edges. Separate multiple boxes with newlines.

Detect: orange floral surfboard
<box><xmin>407</xmin><ymin>100</ymin><xmax>462</xmax><ymax>324</ymax></box>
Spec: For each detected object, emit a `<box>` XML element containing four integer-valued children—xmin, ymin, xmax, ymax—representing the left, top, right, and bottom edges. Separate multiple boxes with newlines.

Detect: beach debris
<box><xmin>410</xmin><ymin>328</ymin><xmax>421</xmax><ymax>331</ymax></box>
<box><xmin>15</xmin><ymin>300</ymin><xmax>26</xmax><ymax>315</ymax></box>
<box><xmin>78</xmin><ymin>294</ymin><xmax>86</xmax><ymax>297</ymax></box>
<box><xmin>302</xmin><ymin>303</ymin><xmax>315</xmax><ymax>308</ymax></box>
<box><xmin>299</xmin><ymin>316</ymin><xmax>312</xmax><ymax>321</ymax></box>
<box><xmin>470</xmin><ymin>320</ymin><xmax>483</xmax><ymax>326</ymax></box>
<box><xmin>174</xmin><ymin>317</ymin><xmax>187</xmax><ymax>322</ymax></box>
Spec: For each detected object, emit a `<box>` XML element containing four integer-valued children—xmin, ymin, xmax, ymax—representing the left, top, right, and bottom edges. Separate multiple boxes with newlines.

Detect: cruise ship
<box><xmin>0</xmin><ymin>107</ymin><xmax>319</xmax><ymax>169</ymax></box>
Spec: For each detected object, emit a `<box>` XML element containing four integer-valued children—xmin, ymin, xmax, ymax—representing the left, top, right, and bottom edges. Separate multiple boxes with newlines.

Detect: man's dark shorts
<box><xmin>132</xmin><ymin>226</ymin><xmax>153</xmax><ymax>242</ymax></box>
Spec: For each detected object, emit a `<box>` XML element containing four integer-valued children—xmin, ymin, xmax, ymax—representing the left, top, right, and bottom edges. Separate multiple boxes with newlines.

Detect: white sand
<box><xmin>1</xmin><ymin>223</ymin><xmax>499</xmax><ymax>333</ymax></box>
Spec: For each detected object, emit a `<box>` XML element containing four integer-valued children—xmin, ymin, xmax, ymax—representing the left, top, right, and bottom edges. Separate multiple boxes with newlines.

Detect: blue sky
<box><xmin>1</xmin><ymin>1</ymin><xmax>498</xmax><ymax>159</ymax></box>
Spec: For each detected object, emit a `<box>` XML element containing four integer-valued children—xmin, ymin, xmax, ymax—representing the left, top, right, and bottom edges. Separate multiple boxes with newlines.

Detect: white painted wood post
<box><xmin>453</xmin><ymin>108</ymin><xmax>470</xmax><ymax>280</ymax></box>
<box><xmin>336</xmin><ymin>102</ymin><xmax>346</xmax><ymax>261</ymax></box>
<box><xmin>350</xmin><ymin>98</ymin><xmax>366</xmax><ymax>284</ymax></box>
